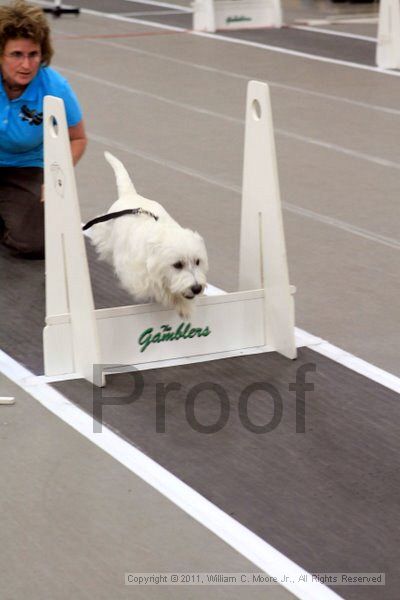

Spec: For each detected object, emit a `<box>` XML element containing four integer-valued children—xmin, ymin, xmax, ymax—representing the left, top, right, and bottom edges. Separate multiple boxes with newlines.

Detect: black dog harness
<box><xmin>82</xmin><ymin>208</ymin><xmax>159</xmax><ymax>231</ymax></box>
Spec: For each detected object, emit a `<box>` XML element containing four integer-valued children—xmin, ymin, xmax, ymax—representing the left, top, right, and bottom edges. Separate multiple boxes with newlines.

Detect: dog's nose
<box><xmin>191</xmin><ymin>284</ymin><xmax>203</xmax><ymax>295</ymax></box>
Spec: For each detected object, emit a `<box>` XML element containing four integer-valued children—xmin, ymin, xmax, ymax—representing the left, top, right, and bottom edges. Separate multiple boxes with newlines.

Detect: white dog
<box><xmin>87</xmin><ymin>152</ymin><xmax>208</xmax><ymax>319</ymax></box>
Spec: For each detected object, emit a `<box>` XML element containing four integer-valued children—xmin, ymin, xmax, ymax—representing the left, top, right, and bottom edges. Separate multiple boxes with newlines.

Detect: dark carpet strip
<box><xmin>223</xmin><ymin>27</ymin><xmax>376</xmax><ymax>66</ymax></box>
<box><xmin>53</xmin><ymin>347</ymin><xmax>400</xmax><ymax>600</ymax></box>
<box><xmin>0</xmin><ymin>241</ymin><xmax>135</xmax><ymax>374</ymax></box>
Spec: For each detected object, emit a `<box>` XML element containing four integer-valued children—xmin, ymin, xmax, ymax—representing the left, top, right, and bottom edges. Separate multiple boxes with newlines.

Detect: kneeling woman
<box><xmin>0</xmin><ymin>0</ymin><xmax>87</xmax><ymax>257</ymax></box>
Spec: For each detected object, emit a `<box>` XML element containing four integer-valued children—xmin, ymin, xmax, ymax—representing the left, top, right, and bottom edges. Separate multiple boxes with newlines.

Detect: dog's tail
<box><xmin>104</xmin><ymin>151</ymin><xmax>137</xmax><ymax>197</ymax></box>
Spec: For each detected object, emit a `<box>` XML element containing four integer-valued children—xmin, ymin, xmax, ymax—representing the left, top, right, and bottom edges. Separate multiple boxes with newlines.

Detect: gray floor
<box><xmin>0</xmin><ymin>373</ymin><xmax>295</xmax><ymax>600</ymax></box>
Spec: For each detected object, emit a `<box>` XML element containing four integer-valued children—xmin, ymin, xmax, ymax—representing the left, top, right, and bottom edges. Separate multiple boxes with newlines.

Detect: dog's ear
<box><xmin>194</xmin><ymin>231</ymin><xmax>207</xmax><ymax>253</ymax></box>
<box><xmin>191</xmin><ymin>231</ymin><xmax>204</xmax><ymax>245</ymax></box>
<box><xmin>193</xmin><ymin>232</ymin><xmax>208</xmax><ymax>270</ymax></box>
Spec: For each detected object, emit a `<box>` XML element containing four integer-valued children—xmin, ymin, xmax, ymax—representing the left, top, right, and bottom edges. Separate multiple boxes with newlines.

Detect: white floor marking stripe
<box><xmin>269</xmin><ymin>83</ymin><xmax>400</xmax><ymax>117</ymax></box>
<box><xmin>276</xmin><ymin>128</ymin><xmax>400</xmax><ymax>172</ymax></box>
<box><xmin>89</xmin><ymin>130</ymin><xmax>240</xmax><ymax>188</ymax></box>
<box><xmin>302</xmin><ymin>16</ymin><xmax>378</xmax><ymax>25</ymax></box>
<box><xmin>59</xmin><ymin>64</ymin><xmax>400</xmax><ymax>189</ymax></box>
<box><xmin>81</xmin><ymin>6</ymin><xmax>187</xmax><ymax>31</ymax></box>
<box><xmin>190</xmin><ymin>30</ymin><xmax>396</xmax><ymax>75</ymax></box>
<box><xmin>87</xmin><ymin>131</ymin><xmax>400</xmax><ymax>252</ymax></box>
<box><xmin>0</xmin><ymin>348</ymin><xmax>342</xmax><ymax>600</ymax></box>
<box><xmin>58</xmin><ymin>66</ymin><xmax>241</xmax><ymax>124</ymax></box>
<box><xmin>308</xmin><ymin>339</ymin><xmax>400</xmax><ymax>394</ymax></box>
<box><xmin>283</xmin><ymin>203</ymin><xmax>400</xmax><ymax>251</ymax></box>
<box><xmin>122</xmin><ymin>0</ymin><xmax>193</xmax><ymax>12</ymax></box>
<box><xmin>330</xmin><ymin>17</ymin><xmax>378</xmax><ymax>24</ymax></box>
<box><xmin>55</xmin><ymin>36</ymin><xmax>400</xmax><ymax>117</ymax></box>
<box><xmin>291</xmin><ymin>25</ymin><xmax>376</xmax><ymax>42</ymax></box>
<box><xmin>51</xmin><ymin>3</ymin><xmax>400</xmax><ymax>77</ymax></box>
<box><xmin>59</xmin><ymin>63</ymin><xmax>400</xmax><ymax>130</ymax></box>
<box><xmin>35</xmin><ymin>0</ymin><xmax>186</xmax><ymax>31</ymax></box>
<box><xmin>121</xmin><ymin>10</ymin><xmax>190</xmax><ymax>17</ymax></box>
<box><xmin>203</xmin><ymin>285</ymin><xmax>400</xmax><ymax>392</ymax></box>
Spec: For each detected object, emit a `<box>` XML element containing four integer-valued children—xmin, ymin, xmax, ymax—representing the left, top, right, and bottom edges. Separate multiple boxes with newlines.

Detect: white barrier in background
<box><xmin>192</xmin><ymin>0</ymin><xmax>282</xmax><ymax>32</ymax></box>
<box><xmin>376</xmin><ymin>0</ymin><xmax>400</xmax><ymax>69</ymax></box>
<box><xmin>43</xmin><ymin>80</ymin><xmax>296</xmax><ymax>387</ymax></box>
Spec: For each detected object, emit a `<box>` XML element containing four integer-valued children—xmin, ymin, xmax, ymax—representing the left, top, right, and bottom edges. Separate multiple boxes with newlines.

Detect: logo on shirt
<box><xmin>19</xmin><ymin>105</ymin><xmax>43</xmax><ymax>126</ymax></box>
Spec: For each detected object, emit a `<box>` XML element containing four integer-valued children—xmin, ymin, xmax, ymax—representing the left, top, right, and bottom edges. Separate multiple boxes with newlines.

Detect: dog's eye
<box><xmin>173</xmin><ymin>261</ymin><xmax>184</xmax><ymax>269</ymax></box>
<box><xmin>195</xmin><ymin>259</ymin><xmax>200</xmax><ymax>266</ymax></box>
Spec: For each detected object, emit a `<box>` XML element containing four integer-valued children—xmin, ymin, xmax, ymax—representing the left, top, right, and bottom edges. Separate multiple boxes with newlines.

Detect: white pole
<box><xmin>44</xmin><ymin>96</ymin><xmax>101</xmax><ymax>385</ymax></box>
<box><xmin>239</xmin><ymin>81</ymin><xmax>296</xmax><ymax>359</ymax></box>
<box><xmin>0</xmin><ymin>397</ymin><xmax>15</xmax><ymax>405</ymax></box>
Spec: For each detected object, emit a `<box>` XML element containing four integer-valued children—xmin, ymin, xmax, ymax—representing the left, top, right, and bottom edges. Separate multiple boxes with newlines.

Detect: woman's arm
<box><xmin>68</xmin><ymin>120</ymin><xmax>88</xmax><ymax>165</ymax></box>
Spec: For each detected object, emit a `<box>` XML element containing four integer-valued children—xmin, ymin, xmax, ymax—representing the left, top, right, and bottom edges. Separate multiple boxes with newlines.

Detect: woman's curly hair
<box><xmin>0</xmin><ymin>0</ymin><xmax>53</xmax><ymax>65</ymax></box>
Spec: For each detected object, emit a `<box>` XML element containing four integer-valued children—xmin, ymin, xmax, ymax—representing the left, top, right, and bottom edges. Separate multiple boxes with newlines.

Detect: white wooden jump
<box><xmin>193</xmin><ymin>0</ymin><xmax>282</xmax><ymax>32</ymax></box>
<box><xmin>43</xmin><ymin>80</ymin><xmax>296</xmax><ymax>387</ymax></box>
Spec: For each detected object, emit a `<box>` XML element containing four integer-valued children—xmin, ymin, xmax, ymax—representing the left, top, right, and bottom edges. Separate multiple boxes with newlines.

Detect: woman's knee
<box><xmin>2</xmin><ymin>209</ymin><xmax>44</xmax><ymax>256</ymax></box>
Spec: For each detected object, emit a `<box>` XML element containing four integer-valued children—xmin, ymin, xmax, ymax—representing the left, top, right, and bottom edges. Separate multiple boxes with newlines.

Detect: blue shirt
<box><xmin>0</xmin><ymin>66</ymin><xmax>82</xmax><ymax>167</ymax></box>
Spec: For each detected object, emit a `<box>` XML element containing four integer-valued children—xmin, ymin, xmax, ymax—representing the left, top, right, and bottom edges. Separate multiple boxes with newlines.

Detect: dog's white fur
<box><xmin>89</xmin><ymin>152</ymin><xmax>208</xmax><ymax>319</ymax></box>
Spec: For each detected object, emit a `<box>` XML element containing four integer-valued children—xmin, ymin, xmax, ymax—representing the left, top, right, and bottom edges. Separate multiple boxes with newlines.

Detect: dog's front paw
<box><xmin>176</xmin><ymin>301</ymin><xmax>192</xmax><ymax>321</ymax></box>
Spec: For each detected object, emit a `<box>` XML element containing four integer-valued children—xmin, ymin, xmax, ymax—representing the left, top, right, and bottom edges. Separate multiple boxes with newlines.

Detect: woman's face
<box><xmin>1</xmin><ymin>38</ymin><xmax>41</xmax><ymax>89</ymax></box>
